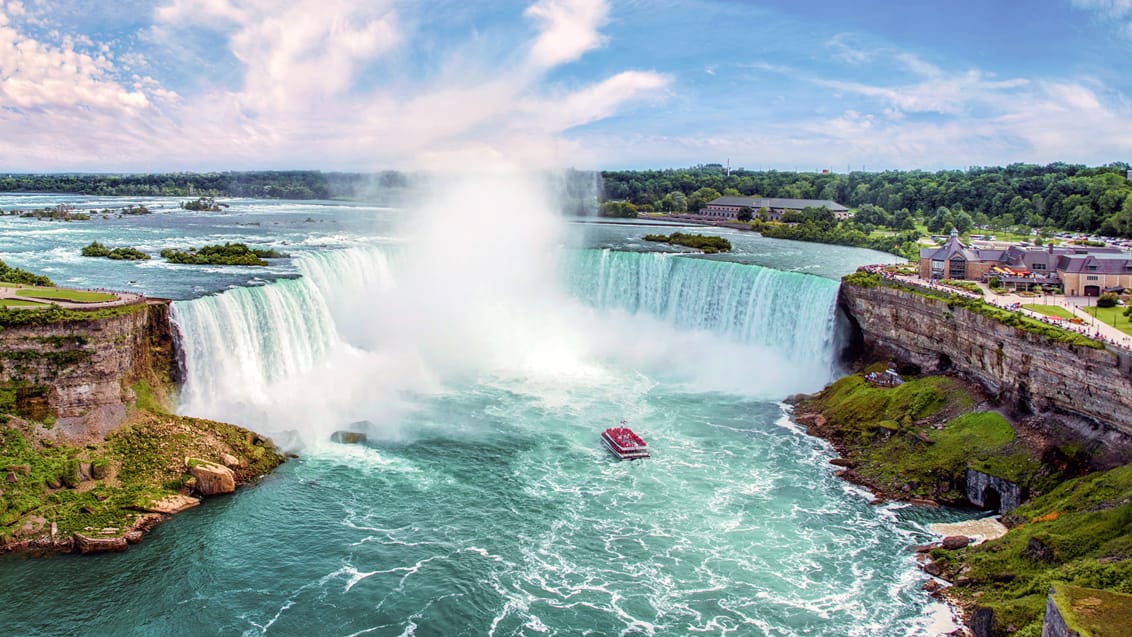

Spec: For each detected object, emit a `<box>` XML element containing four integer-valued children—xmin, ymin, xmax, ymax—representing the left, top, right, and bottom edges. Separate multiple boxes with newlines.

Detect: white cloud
<box><xmin>525</xmin><ymin>0</ymin><xmax>608</xmax><ymax>68</ymax></box>
<box><xmin>0</xmin><ymin>0</ymin><xmax>669</xmax><ymax>171</ymax></box>
<box><xmin>0</xmin><ymin>6</ymin><xmax>153</xmax><ymax>115</ymax></box>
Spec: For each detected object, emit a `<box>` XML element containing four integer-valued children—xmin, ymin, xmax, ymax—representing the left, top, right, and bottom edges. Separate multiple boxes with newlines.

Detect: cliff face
<box><xmin>0</xmin><ymin>301</ymin><xmax>178</xmax><ymax>441</ymax></box>
<box><xmin>838</xmin><ymin>283</ymin><xmax>1132</xmax><ymax>454</ymax></box>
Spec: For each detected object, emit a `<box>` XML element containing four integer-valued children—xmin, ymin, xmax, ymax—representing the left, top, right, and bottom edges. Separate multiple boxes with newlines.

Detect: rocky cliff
<box><xmin>837</xmin><ymin>282</ymin><xmax>1132</xmax><ymax>459</ymax></box>
<box><xmin>0</xmin><ymin>300</ymin><xmax>178</xmax><ymax>441</ymax></box>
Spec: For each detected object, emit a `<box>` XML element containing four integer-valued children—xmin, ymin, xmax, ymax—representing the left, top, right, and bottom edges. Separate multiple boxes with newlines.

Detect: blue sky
<box><xmin>0</xmin><ymin>0</ymin><xmax>1129</xmax><ymax>172</ymax></box>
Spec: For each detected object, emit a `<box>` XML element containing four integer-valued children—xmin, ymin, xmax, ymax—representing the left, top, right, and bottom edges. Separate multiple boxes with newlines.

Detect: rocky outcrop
<box><xmin>0</xmin><ymin>300</ymin><xmax>178</xmax><ymax>441</ymax></box>
<box><xmin>1042</xmin><ymin>588</ymin><xmax>1077</xmax><ymax>637</ymax></box>
<box><xmin>838</xmin><ymin>283</ymin><xmax>1132</xmax><ymax>458</ymax></box>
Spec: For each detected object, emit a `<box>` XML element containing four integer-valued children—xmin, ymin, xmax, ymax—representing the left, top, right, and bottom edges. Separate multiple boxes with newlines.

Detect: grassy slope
<box><xmin>801</xmin><ymin>372</ymin><xmax>1132</xmax><ymax>636</ymax></box>
<box><xmin>800</xmin><ymin>373</ymin><xmax>1056</xmax><ymax>502</ymax></box>
<box><xmin>0</xmin><ymin>381</ymin><xmax>284</xmax><ymax>547</ymax></box>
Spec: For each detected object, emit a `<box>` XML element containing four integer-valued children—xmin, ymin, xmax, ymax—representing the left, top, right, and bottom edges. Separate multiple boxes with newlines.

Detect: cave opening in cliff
<box><xmin>981</xmin><ymin>485</ymin><xmax>1003</xmax><ymax>513</ymax></box>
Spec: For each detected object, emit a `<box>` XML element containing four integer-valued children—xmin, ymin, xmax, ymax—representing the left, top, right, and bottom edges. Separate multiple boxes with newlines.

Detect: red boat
<box><xmin>601</xmin><ymin>425</ymin><xmax>650</xmax><ymax>460</ymax></box>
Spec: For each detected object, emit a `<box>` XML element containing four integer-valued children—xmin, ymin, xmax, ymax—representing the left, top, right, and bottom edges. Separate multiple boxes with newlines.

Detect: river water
<box><xmin>0</xmin><ymin>188</ymin><xmax>970</xmax><ymax>636</ymax></box>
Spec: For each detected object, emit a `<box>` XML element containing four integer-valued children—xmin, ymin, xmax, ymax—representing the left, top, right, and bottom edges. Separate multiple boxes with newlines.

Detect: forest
<box><xmin>0</xmin><ymin>171</ymin><xmax>410</xmax><ymax>201</ymax></box>
<box><xmin>600</xmin><ymin>163</ymin><xmax>1132</xmax><ymax>238</ymax></box>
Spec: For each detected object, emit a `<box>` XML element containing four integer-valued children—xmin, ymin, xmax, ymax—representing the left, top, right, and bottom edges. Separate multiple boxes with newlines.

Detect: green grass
<box><xmin>0</xmin><ymin>299</ymin><xmax>49</xmax><ymax>307</ymax></box>
<box><xmin>1052</xmin><ymin>583</ymin><xmax>1132</xmax><ymax>637</ymax></box>
<box><xmin>807</xmin><ymin>373</ymin><xmax>1058</xmax><ymax>505</ymax></box>
<box><xmin>15</xmin><ymin>288</ymin><xmax>117</xmax><ymax>303</ymax></box>
<box><xmin>1083</xmin><ymin>306</ymin><xmax>1132</xmax><ymax>338</ymax></box>
<box><xmin>1023</xmin><ymin>304</ymin><xmax>1078</xmax><ymax>320</ymax></box>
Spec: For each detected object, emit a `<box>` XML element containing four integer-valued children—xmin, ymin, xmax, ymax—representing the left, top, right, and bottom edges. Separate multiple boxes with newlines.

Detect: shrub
<box><xmin>1097</xmin><ymin>292</ymin><xmax>1118</xmax><ymax>308</ymax></box>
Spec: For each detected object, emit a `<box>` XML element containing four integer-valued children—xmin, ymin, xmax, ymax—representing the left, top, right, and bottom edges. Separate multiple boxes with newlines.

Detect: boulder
<box><xmin>942</xmin><ymin>535</ymin><xmax>972</xmax><ymax>550</ymax></box>
<box><xmin>829</xmin><ymin>458</ymin><xmax>856</xmax><ymax>468</ymax></box>
<box><xmin>74</xmin><ymin>533</ymin><xmax>128</xmax><ymax>553</ymax></box>
<box><xmin>331</xmin><ymin>430</ymin><xmax>367</xmax><ymax>444</ymax></box>
<box><xmin>4</xmin><ymin>471</ymin><xmax>16</xmax><ymax>483</ymax></box>
<box><xmin>1023</xmin><ymin>536</ymin><xmax>1057</xmax><ymax>563</ymax></box>
<box><xmin>220</xmin><ymin>453</ymin><xmax>242</xmax><ymax>468</ymax></box>
<box><xmin>188</xmin><ymin>459</ymin><xmax>235</xmax><ymax>495</ymax></box>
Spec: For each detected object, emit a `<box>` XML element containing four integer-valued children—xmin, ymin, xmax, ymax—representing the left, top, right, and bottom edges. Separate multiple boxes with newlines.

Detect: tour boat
<box><xmin>601</xmin><ymin>425</ymin><xmax>650</xmax><ymax>460</ymax></box>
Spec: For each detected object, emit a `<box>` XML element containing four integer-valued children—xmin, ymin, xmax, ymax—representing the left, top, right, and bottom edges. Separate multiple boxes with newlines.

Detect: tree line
<box><xmin>600</xmin><ymin>163</ymin><xmax>1132</xmax><ymax>237</ymax></box>
<box><xmin>0</xmin><ymin>171</ymin><xmax>411</xmax><ymax>201</ymax></box>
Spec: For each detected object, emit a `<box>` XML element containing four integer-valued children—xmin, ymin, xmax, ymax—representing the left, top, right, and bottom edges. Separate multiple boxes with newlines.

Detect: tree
<box><xmin>687</xmin><ymin>187</ymin><xmax>722</xmax><ymax>214</ymax></box>
<box><xmin>662</xmin><ymin>191</ymin><xmax>688</xmax><ymax>213</ymax></box>
<box><xmin>927</xmin><ymin>206</ymin><xmax>953</xmax><ymax>233</ymax></box>
<box><xmin>737</xmin><ymin>206</ymin><xmax>753</xmax><ymax>222</ymax></box>
<box><xmin>953</xmin><ymin>211</ymin><xmax>975</xmax><ymax>235</ymax></box>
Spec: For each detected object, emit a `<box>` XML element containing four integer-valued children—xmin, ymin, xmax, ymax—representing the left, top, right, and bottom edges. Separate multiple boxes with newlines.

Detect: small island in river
<box><xmin>160</xmin><ymin>242</ymin><xmax>288</xmax><ymax>266</ymax></box>
<box><xmin>642</xmin><ymin>232</ymin><xmax>732</xmax><ymax>253</ymax></box>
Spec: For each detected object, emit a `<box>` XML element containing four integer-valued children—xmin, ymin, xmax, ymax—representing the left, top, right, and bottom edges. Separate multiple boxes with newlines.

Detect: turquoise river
<box><xmin>0</xmin><ymin>188</ymin><xmax>973</xmax><ymax>636</ymax></box>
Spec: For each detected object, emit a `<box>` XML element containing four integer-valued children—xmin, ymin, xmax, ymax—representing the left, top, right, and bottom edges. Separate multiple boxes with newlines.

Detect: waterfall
<box><xmin>564</xmin><ymin>249</ymin><xmax>840</xmax><ymax>367</ymax></box>
<box><xmin>172</xmin><ymin>246</ymin><xmax>842</xmax><ymax>438</ymax></box>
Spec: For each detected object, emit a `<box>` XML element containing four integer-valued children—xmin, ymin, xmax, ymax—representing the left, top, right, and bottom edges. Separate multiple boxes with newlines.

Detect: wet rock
<box><xmin>74</xmin><ymin>533</ymin><xmax>127</xmax><ymax>554</ymax></box>
<box><xmin>923</xmin><ymin>560</ymin><xmax>943</xmax><ymax>577</ymax></box>
<box><xmin>124</xmin><ymin>531</ymin><xmax>144</xmax><ymax>544</ymax></box>
<box><xmin>829</xmin><ymin>458</ymin><xmax>856</xmax><ymax>468</ymax></box>
<box><xmin>922</xmin><ymin>579</ymin><xmax>942</xmax><ymax>593</ymax></box>
<box><xmin>331</xmin><ymin>430</ymin><xmax>367</xmax><ymax>444</ymax></box>
<box><xmin>188</xmin><ymin>459</ymin><xmax>235</xmax><ymax>495</ymax></box>
<box><xmin>942</xmin><ymin>535</ymin><xmax>972</xmax><ymax>550</ymax></box>
<box><xmin>910</xmin><ymin>498</ymin><xmax>941</xmax><ymax>508</ymax></box>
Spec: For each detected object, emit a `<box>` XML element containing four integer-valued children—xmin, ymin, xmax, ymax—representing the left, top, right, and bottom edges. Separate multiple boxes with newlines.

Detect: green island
<box><xmin>160</xmin><ymin>242</ymin><xmax>288</xmax><ymax>266</ymax></box>
<box><xmin>642</xmin><ymin>232</ymin><xmax>732</xmax><ymax>253</ymax></box>
<box><xmin>180</xmin><ymin>196</ymin><xmax>226</xmax><ymax>211</ymax></box>
<box><xmin>81</xmin><ymin>241</ymin><xmax>151</xmax><ymax>261</ymax></box>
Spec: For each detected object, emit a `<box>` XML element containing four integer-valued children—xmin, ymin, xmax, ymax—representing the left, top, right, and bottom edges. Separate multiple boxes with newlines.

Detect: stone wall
<box><xmin>0</xmin><ymin>300</ymin><xmax>178</xmax><ymax>440</ymax></box>
<box><xmin>838</xmin><ymin>283</ymin><xmax>1132</xmax><ymax>457</ymax></box>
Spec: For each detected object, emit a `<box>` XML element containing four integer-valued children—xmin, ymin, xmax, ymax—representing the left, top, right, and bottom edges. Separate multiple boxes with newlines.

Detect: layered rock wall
<box><xmin>0</xmin><ymin>300</ymin><xmax>178</xmax><ymax>440</ymax></box>
<box><xmin>838</xmin><ymin>283</ymin><xmax>1132</xmax><ymax>452</ymax></box>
